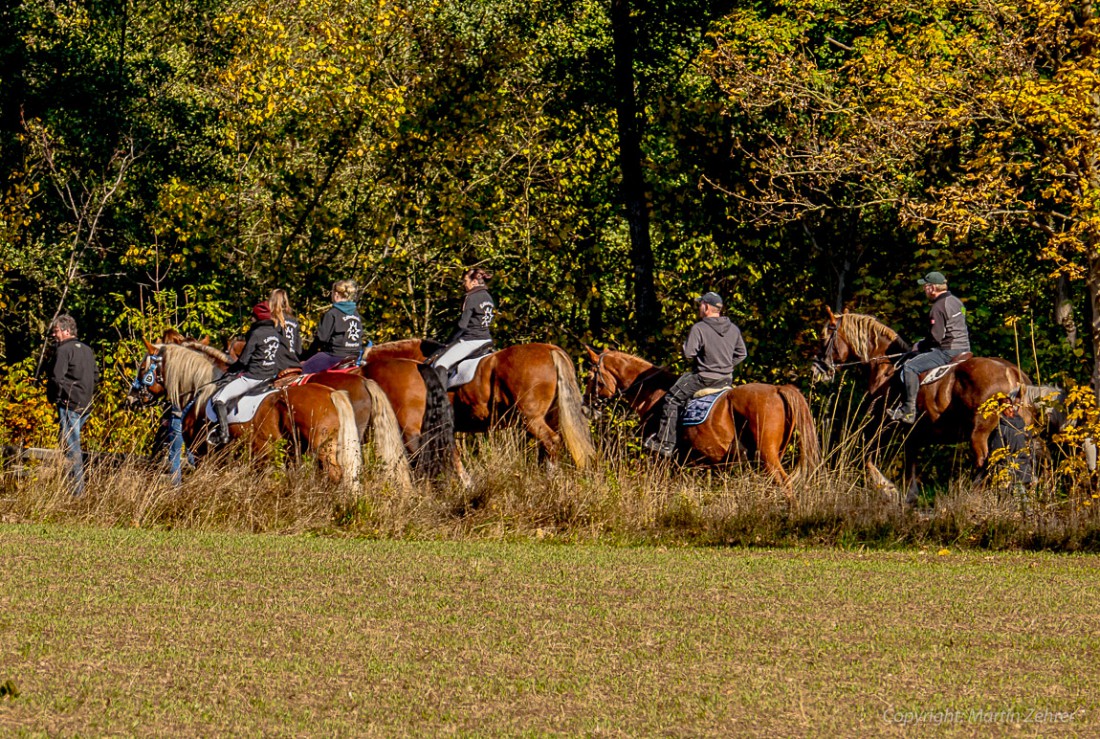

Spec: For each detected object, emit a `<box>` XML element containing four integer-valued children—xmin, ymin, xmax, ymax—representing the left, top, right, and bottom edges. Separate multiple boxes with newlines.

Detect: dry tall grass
<box><xmin>4</xmin><ymin>401</ymin><xmax>1100</xmax><ymax>551</ymax></box>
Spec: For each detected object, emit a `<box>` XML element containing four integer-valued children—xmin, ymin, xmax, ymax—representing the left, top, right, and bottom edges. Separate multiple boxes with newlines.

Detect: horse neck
<box><xmin>162</xmin><ymin>347</ymin><xmax>220</xmax><ymax>408</ymax></box>
<box><xmin>611</xmin><ymin>355</ymin><xmax>674</xmax><ymax>416</ymax></box>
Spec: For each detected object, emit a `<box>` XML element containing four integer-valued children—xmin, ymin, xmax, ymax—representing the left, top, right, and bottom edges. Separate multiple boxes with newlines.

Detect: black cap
<box><xmin>694</xmin><ymin>292</ymin><xmax>723</xmax><ymax>308</ymax></box>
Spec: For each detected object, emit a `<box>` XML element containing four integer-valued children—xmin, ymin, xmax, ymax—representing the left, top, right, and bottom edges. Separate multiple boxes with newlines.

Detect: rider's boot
<box><xmin>644</xmin><ymin>405</ymin><xmax>678</xmax><ymax>458</ymax></box>
<box><xmin>210</xmin><ymin>400</ymin><xmax>231</xmax><ymax>446</ymax></box>
<box><xmin>888</xmin><ymin>372</ymin><xmax>919</xmax><ymax>424</ymax></box>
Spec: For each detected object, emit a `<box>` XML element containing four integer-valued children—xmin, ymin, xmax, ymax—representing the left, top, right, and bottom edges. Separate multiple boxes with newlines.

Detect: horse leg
<box><xmin>756</xmin><ymin>424</ymin><xmax>794</xmax><ymax>507</ymax></box>
<box><xmin>524</xmin><ymin>414</ymin><xmax>562</xmax><ymax>465</ymax></box>
<box><xmin>903</xmin><ymin>442</ymin><xmax>921</xmax><ymax>507</ymax></box>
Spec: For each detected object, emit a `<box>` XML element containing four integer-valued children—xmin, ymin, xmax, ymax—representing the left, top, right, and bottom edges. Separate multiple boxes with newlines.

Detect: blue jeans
<box><xmin>58</xmin><ymin>406</ymin><xmax>88</xmax><ymax>496</ymax></box>
<box><xmin>898</xmin><ymin>348</ymin><xmax>965</xmax><ymax>407</ymax></box>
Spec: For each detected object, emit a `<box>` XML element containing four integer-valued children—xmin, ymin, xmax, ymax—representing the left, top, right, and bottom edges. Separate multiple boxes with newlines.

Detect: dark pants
<box><xmin>58</xmin><ymin>406</ymin><xmax>88</xmax><ymax>496</ymax></box>
<box><xmin>898</xmin><ymin>348</ymin><xmax>966</xmax><ymax>409</ymax></box>
<box><xmin>301</xmin><ymin>352</ymin><xmax>347</xmax><ymax>374</ymax></box>
<box><xmin>656</xmin><ymin>373</ymin><xmax>732</xmax><ymax>446</ymax></box>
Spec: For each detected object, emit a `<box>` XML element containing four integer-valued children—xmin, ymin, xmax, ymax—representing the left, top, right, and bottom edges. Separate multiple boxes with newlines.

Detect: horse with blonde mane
<box><xmin>812</xmin><ymin>307</ymin><xmax>1030</xmax><ymax>503</ymax></box>
<box><xmin>369</xmin><ymin>339</ymin><xmax>597</xmax><ymax>469</ymax></box>
<box><xmin>130</xmin><ymin>341</ymin><xmax>409</xmax><ymax>488</ymax></box>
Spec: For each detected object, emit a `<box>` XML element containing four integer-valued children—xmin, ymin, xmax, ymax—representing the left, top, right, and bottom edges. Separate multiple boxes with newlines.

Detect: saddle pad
<box><xmin>205</xmin><ymin>387</ymin><xmax>279</xmax><ymax>425</ymax></box>
<box><xmin>919</xmin><ymin>364</ymin><xmax>957</xmax><ymax>386</ymax></box>
<box><xmin>680</xmin><ymin>389</ymin><xmax>730</xmax><ymax>427</ymax></box>
<box><xmin>448</xmin><ymin>352</ymin><xmax>494</xmax><ymax>389</ymax></box>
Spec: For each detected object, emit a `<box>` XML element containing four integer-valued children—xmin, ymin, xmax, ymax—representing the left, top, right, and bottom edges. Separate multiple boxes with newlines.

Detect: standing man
<box><xmin>644</xmin><ymin>292</ymin><xmax>747</xmax><ymax>458</ymax></box>
<box><xmin>887</xmin><ymin>270</ymin><xmax>971</xmax><ymax>424</ymax></box>
<box><xmin>46</xmin><ymin>314</ymin><xmax>96</xmax><ymax>496</ymax></box>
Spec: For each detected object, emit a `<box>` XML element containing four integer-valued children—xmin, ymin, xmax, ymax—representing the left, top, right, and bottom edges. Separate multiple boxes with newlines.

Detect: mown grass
<box><xmin>0</xmin><ymin>524</ymin><xmax>1097</xmax><ymax>736</ymax></box>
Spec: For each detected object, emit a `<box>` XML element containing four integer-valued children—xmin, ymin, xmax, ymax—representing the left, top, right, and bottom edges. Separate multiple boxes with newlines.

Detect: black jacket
<box><xmin>315</xmin><ymin>306</ymin><xmax>365</xmax><ymax>357</ymax></box>
<box><xmin>228</xmin><ymin>320</ymin><xmax>298</xmax><ymax>379</ymax></box>
<box><xmin>449</xmin><ymin>287</ymin><xmax>495</xmax><ymax>343</ymax></box>
<box><xmin>683</xmin><ymin>316</ymin><xmax>747</xmax><ymax>379</ymax></box>
<box><xmin>282</xmin><ymin>315</ymin><xmax>302</xmax><ymax>358</ymax></box>
<box><xmin>48</xmin><ymin>338</ymin><xmax>97</xmax><ymax>413</ymax></box>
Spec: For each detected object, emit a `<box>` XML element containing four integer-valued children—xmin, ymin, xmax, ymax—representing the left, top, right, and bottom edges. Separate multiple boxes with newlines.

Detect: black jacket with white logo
<box><xmin>229</xmin><ymin>320</ymin><xmax>298</xmax><ymax>379</ymax></box>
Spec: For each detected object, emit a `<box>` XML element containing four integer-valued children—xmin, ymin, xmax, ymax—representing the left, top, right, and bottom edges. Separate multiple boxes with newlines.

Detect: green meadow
<box><xmin>1</xmin><ymin>524</ymin><xmax>1096</xmax><ymax>736</ymax></box>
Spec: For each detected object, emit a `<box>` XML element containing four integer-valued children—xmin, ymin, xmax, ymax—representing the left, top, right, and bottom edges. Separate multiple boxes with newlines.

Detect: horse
<box><xmin>583</xmin><ymin>347</ymin><xmax>821</xmax><ymax>489</ymax></box>
<box><xmin>130</xmin><ymin>341</ymin><xmax>405</xmax><ymax>488</ymax></box>
<box><xmin>225</xmin><ymin>338</ymin><xmax>458</xmax><ymax>480</ymax></box>
<box><xmin>811</xmin><ymin>307</ymin><xmax>1030</xmax><ymax>503</ymax></box>
<box><xmin>369</xmin><ymin>339</ymin><xmax>597</xmax><ymax>469</ymax></box>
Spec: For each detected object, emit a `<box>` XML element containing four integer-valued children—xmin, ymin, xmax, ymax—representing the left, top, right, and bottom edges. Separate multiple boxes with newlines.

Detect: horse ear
<box><xmin>825</xmin><ymin>305</ymin><xmax>836</xmax><ymax>320</ymax></box>
<box><xmin>199</xmin><ymin>336</ymin><xmax>210</xmax><ymax>346</ymax></box>
<box><xmin>143</xmin><ymin>338</ymin><xmax>156</xmax><ymax>354</ymax></box>
<box><xmin>842</xmin><ymin>307</ymin><xmax>849</xmax><ymax>314</ymax></box>
<box><xmin>584</xmin><ymin>344</ymin><xmax>601</xmax><ymax>364</ymax></box>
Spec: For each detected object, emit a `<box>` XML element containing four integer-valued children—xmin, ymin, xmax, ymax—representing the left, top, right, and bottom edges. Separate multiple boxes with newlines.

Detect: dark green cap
<box><xmin>917</xmin><ymin>271</ymin><xmax>947</xmax><ymax>286</ymax></box>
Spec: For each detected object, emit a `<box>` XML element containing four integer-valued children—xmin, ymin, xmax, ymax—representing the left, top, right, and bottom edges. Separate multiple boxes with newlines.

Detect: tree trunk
<box><xmin>611</xmin><ymin>0</ymin><xmax>660</xmax><ymax>348</ymax></box>
<box><xmin>1088</xmin><ymin>247</ymin><xmax>1100</xmax><ymax>402</ymax></box>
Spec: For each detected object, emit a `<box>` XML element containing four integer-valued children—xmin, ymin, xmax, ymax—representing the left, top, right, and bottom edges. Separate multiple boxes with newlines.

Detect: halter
<box><xmin>129</xmin><ymin>351</ymin><xmax>164</xmax><ymax>404</ymax></box>
<box><xmin>587</xmin><ymin>352</ymin><xmax>616</xmax><ymax>412</ymax></box>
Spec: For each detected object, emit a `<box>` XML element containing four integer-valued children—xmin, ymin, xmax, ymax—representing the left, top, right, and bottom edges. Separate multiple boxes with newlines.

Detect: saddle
<box><xmin>446</xmin><ymin>351</ymin><xmax>495</xmax><ymax>389</ymax></box>
<box><xmin>918</xmin><ymin>352</ymin><xmax>973</xmax><ymax>386</ymax></box>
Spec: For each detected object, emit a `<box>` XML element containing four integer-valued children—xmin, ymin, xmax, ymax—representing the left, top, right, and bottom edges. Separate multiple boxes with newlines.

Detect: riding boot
<box><xmin>888</xmin><ymin>372</ymin><xmax>919</xmax><ymax>424</ymax></box>
<box><xmin>644</xmin><ymin>403</ymin><xmax>678</xmax><ymax>457</ymax></box>
<box><xmin>210</xmin><ymin>400</ymin><xmax>231</xmax><ymax>446</ymax></box>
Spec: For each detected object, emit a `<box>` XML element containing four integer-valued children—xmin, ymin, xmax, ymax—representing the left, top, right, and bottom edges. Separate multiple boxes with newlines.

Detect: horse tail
<box><xmin>362</xmin><ymin>378</ymin><xmax>413</xmax><ymax>490</ymax></box>
<box><xmin>415</xmin><ymin>362</ymin><xmax>458</xmax><ymax>480</ymax></box>
<box><xmin>778</xmin><ymin>384</ymin><xmax>822</xmax><ymax>475</ymax></box>
<box><xmin>330</xmin><ymin>389</ymin><xmax>362</xmax><ymax>490</ymax></box>
<box><xmin>551</xmin><ymin>348</ymin><xmax>597</xmax><ymax>469</ymax></box>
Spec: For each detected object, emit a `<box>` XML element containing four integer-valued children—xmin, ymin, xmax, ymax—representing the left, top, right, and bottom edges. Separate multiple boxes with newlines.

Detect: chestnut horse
<box><xmin>369</xmin><ymin>340</ymin><xmax>597</xmax><ymax>469</ymax></box>
<box><xmin>811</xmin><ymin>308</ymin><xmax>1030</xmax><ymax>503</ymax></box>
<box><xmin>131</xmin><ymin>341</ymin><xmax>404</xmax><ymax>488</ymax></box>
<box><xmin>226</xmin><ymin>338</ymin><xmax>458</xmax><ymax>480</ymax></box>
<box><xmin>583</xmin><ymin>347</ymin><xmax>820</xmax><ymax>487</ymax></box>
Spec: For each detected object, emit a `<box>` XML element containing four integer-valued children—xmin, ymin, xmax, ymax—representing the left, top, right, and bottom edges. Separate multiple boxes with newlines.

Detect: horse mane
<box><xmin>160</xmin><ymin>343</ymin><xmax>222</xmax><ymax>409</ymax></box>
<box><xmin>837</xmin><ymin>313</ymin><xmax>910</xmax><ymax>360</ymax></box>
<box><xmin>179</xmin><ymin>340</ymin><xmax>231</xmax><ymax>364</ymax></box>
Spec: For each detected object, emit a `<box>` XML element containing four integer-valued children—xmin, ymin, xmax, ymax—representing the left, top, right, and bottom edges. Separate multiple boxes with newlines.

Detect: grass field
<box><xmin>1</xmin><ymin>524</ymin><xmax>1097</xmax><ymax>736</ymax></box>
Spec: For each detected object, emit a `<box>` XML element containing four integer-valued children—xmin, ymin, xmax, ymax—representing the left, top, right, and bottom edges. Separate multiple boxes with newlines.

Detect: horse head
<box><xmin>126</xmin><ymin>339</ymin><xmax>166</xmax><ymax>409</ymax></box>
<box><xmin>812</xmin><ymin>306</ymin><xmax>845</xmax><ymax>383</ymax></box>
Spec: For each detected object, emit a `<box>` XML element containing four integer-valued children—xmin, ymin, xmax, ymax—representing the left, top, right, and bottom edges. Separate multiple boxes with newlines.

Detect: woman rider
<box><xmin>301</xmin><ymin>278</ymin><xmax>367</xmax><ymax>374</ymax></box>
<box><xmin>269</xmin><ymin>288</ymin><xmax>302</xmax><ymax>361</ymax></box>
<box><xmin>209</xmin><ymin>301</ymin><xmax>299</xmax><ymax>446</ymax></box>
<box><xmin>428</xmin><ymin>268</ymin><xmax>495</xmax><ymax>383</ymax></box>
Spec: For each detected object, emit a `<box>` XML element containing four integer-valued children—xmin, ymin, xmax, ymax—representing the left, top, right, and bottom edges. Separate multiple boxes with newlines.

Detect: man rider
<box><xmin>644</xmin><ymin>292</ymin><xmax>747</xmax><ymax>458</ymax></box>
<box><xmin>887</xmin><ymin>270</ymin><xmax>971</xmax><ymax>424</ymax></box>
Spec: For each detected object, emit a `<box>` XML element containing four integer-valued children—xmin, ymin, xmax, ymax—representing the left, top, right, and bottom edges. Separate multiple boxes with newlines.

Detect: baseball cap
<box><xmin>917</xmin><ymin>271</ymin><xmax>947</xmax><ymax>286</ymax></box>
<box><xmin>694</xmin><ymin>292</ymin><xmax>723</xmax><ymax>308</ymax></box>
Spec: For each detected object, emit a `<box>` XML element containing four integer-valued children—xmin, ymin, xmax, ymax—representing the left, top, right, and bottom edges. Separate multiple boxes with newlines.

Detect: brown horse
<box><xmin>583</xmin><ymin>347</ymin><xmax>820</xmax><ymax>487</ymax></box>
<box><xmin>811</xmin><ymin>308</ymin><xmax>1030</xmax><ymax>503</ymax></box>
<box><xmin>222</xmin><ymin>337</ymin><xmax>457</xmax><ymax>481</ymax></box>
<box><xmin>370</xmin><ymin>339</ymin><xmax>597</xmax><ymax>469</ymax></box>
<box><xmin>132</xmin><ymin>341</ymin><xmax>404</xmax><ymax>488</ymax></box>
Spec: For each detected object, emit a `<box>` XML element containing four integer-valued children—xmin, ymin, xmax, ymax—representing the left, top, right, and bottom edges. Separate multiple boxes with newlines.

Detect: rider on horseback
<box><xmin>301</xmin><ymin>279</ymin><xmax>367</xmax><ymax>374</ymax></box>
<box><xmin>209</xmin><ymin>301</ymin><xmax>299</xmax><ymax>446</ymax></box>
<box><xmin>887</xmin><ymin>271</ymin><xmax>971</xmax><ymax>424</ymax></box>
<box><xmin>426</xmin><ymin>267</ymin><xmax>495</xmax><ymax>386</ymax></box>
<box><xmin>269</xmin><ymin>288</ymin><xmax>302</xmax><ymax>361</ymax></box>
<box><xmin>644</xmin><ymin>291</ymin><xmax>747</xmax><ymax>458</ymax></box>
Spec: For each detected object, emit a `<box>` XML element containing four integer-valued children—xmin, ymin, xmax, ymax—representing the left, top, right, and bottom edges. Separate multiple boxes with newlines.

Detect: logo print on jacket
<box><xmin>262</xmin><ymin>336</ymin><xmax>280</xmax><ymax>363</ymax></box>
<box><xmin>480</xmin><ymin>303</ymin><xmax>494</xmax><ymax>328</ymax></box>
<box><xmin>345</xmin><ymin>317</ymin><xmax>362</xmax><ymax>345</ymax></box>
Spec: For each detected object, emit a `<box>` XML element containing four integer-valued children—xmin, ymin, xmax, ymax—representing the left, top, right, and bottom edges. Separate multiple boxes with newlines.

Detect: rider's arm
<box><xmin>682</xmin><ymin>323</ymin><xmax>703</xmax><ymax>362</ymax></box>
<box><xmin>227</xmin><ymin>332</ymin><xmax>256</xmax><ymax>373</ymax></box>
<box><xmin>730</xmin><ymin>328</ymin><xmax>747</xmax><ymax>369</ymax></box>
<box><xmin>315</xmin><ymin>310</ymin><xmax>336</xmax><ymax>349</ymax></box>
<box><xmin>928</xmin><ymin>301</ymin><xmax>948</xmax><ymax>347</ymax></box>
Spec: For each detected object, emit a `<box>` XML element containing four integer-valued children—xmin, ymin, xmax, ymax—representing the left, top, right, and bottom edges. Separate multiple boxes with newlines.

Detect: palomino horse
<box><xmin>811</xmin><ymin>308</ymin><xmax>1030</xmax><ymax>503</ymax></box>
<box><xmin>225</xmin><ymin>338</ymin><xmax>458</xmax><ymax>480</ymax></box>
<box><xmin>583</xmin><ymin>347</ymin><xmax>821</xmax><ymax>487</ymax></box>
<box><xmin>369</xmin><ymin>340</ymin><xmax>597</xmax><ymax>469</ymax></box>
<box><xmin>131</xmin><ymin>341</ymin><xmax>406</xmax><ymax>487</ymax></box>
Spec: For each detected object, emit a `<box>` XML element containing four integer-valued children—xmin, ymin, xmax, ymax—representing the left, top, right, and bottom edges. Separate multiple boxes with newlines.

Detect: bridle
<box><xmin>813</xmin><ymin>317</ymin><xmax>906</xmax><ymax>374</ymax></box>
<box><xmin>129</xmin><ymin>351</ymin><xmax>164</xmax><ymax>405</ymax></box>
<box><xmin>586</xmin><ymin>352</ymin><xmax>617</xmax><ymax>413</ymax></box>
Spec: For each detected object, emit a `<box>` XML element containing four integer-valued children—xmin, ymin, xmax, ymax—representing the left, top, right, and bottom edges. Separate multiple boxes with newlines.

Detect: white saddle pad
<box><xmin>205</xmin><ymin>387</ymin><xmax>279</xmax><ymax>425</ymax></box>
<box><xmin>919</xmin><ymin>364</ymin><xmax>954</xmax><ymax>386</ymax></box>
<box><xmin>447</xmin><ymin>353</ymin><xmax>493</xmax><ymax>389</ymax></box>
